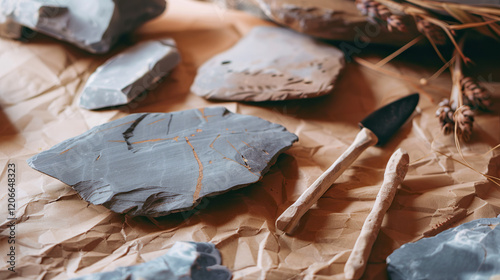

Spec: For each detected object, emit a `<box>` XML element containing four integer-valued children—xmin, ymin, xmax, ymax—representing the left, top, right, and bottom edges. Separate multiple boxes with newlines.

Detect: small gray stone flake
<box><xmin>79</xmin><ymin>39</ymin><xmax>180</xmax><ymax>110</ymax></box>
<box><xmin>191</xmin><ymin>26</ymin><xmax>345</xmax><ymax>101</ymax></box>
<box><xmin>27</xmin><ymin>107</ymin><xmax>298</xmax><ymax>217</ymax></box>
<box><xmin>71</xmin><ymin>242</ymin><xmax>232</xmax><ymax>280</ymax></box>
<box><xmin>0</xmin><ymin>0</ymin><xmax>166</xmax><ymax>53</ymax></box>
<box><xmin>387</xmin><ymin>216</ymin><xmax>500</xmax><ymax>280</ymax></box>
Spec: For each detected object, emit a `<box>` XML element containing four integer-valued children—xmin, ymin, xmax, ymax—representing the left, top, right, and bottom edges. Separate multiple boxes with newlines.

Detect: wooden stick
<box><xmin>344</xmin><ymin>148</ymin><xmax>409</xmax><ymax>280</ymax></box>
<box><xmin>276</xmin><ymin>128</ymin><xmax>378</xmax><ymax>234</ymax></box>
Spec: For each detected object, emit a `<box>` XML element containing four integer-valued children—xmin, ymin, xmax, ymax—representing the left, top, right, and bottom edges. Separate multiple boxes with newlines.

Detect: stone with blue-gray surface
<box><xmin>72</xmin><ymin>242</ymin><xmax>231</xmax><ymax>280</ymax></box>
<box><xmin>27</xmin><ymin>107</ymin><xmax>298</xmax><ymax>217</ymax></box>
<box><xmin>0</xmin><ymin>0</ymin><xmax>166</xmax><ymax>53</ymax></box>
<box><xmin>387</xmin><ymin>216</ymin><xmax>500</xmax><ymax>280</ymax></box>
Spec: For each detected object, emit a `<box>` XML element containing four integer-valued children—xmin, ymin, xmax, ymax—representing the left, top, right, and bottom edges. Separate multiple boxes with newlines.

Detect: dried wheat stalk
<box><xmin>461</xmin><ymin>77</ymin><xmax>492</xmax><ymax>111</ymax></box>
<box><xmin>434</xmin><ymin>34</ymin><xmax>493</xmax><ymax>141</ymax></box>
<box><xmin>354</xmin><ymin>0</ymin><xmax>496</xmax><ymax>140</ymax></box>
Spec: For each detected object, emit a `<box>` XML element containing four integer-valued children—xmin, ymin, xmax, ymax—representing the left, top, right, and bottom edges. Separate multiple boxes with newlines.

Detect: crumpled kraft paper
<box><xmin>0</xmin><ymin>0</ymin><xmax>499</xmax><ymax>279</ymax></box>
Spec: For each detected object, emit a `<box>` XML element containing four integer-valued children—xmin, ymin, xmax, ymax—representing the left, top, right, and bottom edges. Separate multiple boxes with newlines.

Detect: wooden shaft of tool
<box><xmin>344</xmin><ymin>148</ymin><xmax>409</xmax><ymax>280</ymax></box>
<box><xmin>276</xmin><ymin>128</ymin><xmax>378</xmax><ymax>234</ymax></box>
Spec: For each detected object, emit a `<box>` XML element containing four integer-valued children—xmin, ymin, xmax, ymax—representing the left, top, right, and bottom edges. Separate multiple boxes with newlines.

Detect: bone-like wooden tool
<box><xmin>275</xmin><ymin>93</ymin><xmax>419</xmax><ymax>234</ymax></box>
<box><xmin>344</xmin><ymin>148</ymin><xmax>409</xmax><ymax>280</ymax></box>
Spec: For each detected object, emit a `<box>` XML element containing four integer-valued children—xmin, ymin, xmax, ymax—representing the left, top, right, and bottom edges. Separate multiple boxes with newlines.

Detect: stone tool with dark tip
<box><xmin>275</xmin><ymin>93</ymin><xmax>419</xmax><ymax>234</ymax></box>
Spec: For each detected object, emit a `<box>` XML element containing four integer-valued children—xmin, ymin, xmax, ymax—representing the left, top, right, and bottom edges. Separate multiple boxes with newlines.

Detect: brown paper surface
<box><xmin>1</xmin><ymin>0</ymin><xmax>499</xmax><ymax>279</ymax></box>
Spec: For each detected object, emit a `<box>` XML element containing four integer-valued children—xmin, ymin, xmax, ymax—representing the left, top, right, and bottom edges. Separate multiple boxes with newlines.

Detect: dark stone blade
<box><xmin>27</xmin><ymin>107</ymin><xmax>298</xmax><ymax>217</ymax></box>
<box><xmin>359</xmin><ymin>93</ymin><xmax>419</xmax><ymax>146</ymax></box>
<box><xmin>71</xmin><ymin>242</ymin><xmax>232</xmax><ymax>280</ymax></box>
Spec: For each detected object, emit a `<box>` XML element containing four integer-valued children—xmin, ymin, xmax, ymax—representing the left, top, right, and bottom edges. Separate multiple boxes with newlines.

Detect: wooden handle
<box><xmin>276</xmin><ymin>128</ymin><xmax>378</xmax><ymax>234</ymax></box>
<box><xmin>344</xmin><ymin>148</ymin><xmax>409</xmax><ymax>280</ymax></box>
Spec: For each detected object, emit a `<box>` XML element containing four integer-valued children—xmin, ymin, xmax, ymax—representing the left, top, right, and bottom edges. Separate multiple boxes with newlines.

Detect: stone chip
<box><xmin>79</xmin><ymin>39</ymin><xmax>181</xmax><ymax>110</ymax></box>
<box><xmin>387</xmin><ymin>216</ymin><xmax>500</xmax><ymax>280</ymax></box>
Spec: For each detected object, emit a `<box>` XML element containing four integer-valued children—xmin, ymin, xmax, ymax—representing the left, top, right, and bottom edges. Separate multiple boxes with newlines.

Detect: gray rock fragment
<box><xmin>0</xmin><ymin>0</ymin><xmax>166</xmax><ymax>53</ymax></box>
<box><xmin>387</xmin><ymin>216</ymin><xmax>500</xmax><ymax>280</ymax></box>
<box><xmin>253</xmin><ymin>0</ymin><xmax>419</xmax><ymax>46</ymax></box>
<box><xmin>72</xmin><ymin>242</ymin><xmax>232</xmax><ymax>280</ymax></box>
<box><xmin>27</xmin><ymin>107</ymin><xmax>298</xmax><ymax>217</ymax></box>
<box><xmin>79</xmin><ymin>39</ymin><xmax>180</xmax><ymax>110</ymax></box>
<box><xmin>191</xmin><ymin>26</ymin><xmax>344</xmax><ymax>102</ymax></box>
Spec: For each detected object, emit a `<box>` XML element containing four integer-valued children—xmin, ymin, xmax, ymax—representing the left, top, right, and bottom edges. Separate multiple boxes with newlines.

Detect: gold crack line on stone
<box><xmin>198</xmin><ymin>108</ymin><xmax>215</xmax><ymax>122</ymax></box>
<box><xmin>209</xmin><ymin>134</ymin><xmax>221</xmax><ymax>149</ymax></box>
<box><xmin>147</xmin><ymin>118</ymin><xmax>166</xmax><ymax>125</ymax></box>
<box><xmin>59</xmin><ymin>148</ymin><xmax>72</xmax><ymax>155</ymax></box>
<box><xmin>241</xmin><ymin>140</ymin><xmax>269</xmax><ymax>155</ymax></box>
<box><xmin>132</xmin><ymin>138</ymin><xmax>171</xmax><ymax>144</ymax></box>
<box><xmin>186</xmin><ymin>137</ymin><xmax>203</xmax><ymax>203</ymax></box>
<box><xmin>226</xmin><ymin>139</ymin><xmax>249</xmax><ymax>166</ymax></box>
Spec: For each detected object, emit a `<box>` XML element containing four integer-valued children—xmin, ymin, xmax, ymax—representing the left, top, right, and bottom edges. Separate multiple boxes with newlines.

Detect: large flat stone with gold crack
<box><xmin>27</xmin><ymin>107</ymin><xmax>298</xmax><ymax>217</ymax></box>
<box><xmin>190</xmin><ymin>26</ymin><xmax>345</xmax><ymax>101</ymax></box>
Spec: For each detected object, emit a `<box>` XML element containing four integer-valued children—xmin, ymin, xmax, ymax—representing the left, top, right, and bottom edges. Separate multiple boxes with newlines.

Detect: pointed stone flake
<box><xmin>387</xmin><ymin>216</ymin><xmax>500</xmax><ymax>280</ymax></box>
<box><xmin>27</xmin><ymin>107</ymin><xmax>298</xmax><ymax>217</ymax></box>
<box><xmin>79</xmin><ymin>39</ymin><xmax>181</xmax><ymax>110</ymax></box>
<box><xmin>0</xmin><ymin>0</ymin><xmax>166</xmax><ymax>53</ymax></box>
<box><xmin>72</xmin><ymin>242</ymin><xmax>232</xmax><ymax>280</ymax></box>
<box><xmin>191</xmin><ymin>26</ymin><xmax>345</xmax><ymax>101</ymax></box>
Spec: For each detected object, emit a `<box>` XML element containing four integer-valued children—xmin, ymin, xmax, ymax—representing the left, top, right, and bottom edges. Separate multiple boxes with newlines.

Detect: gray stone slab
<box><xmin>72</xmin><ymin>241</ymin><xmax>231</xmax><ymax>280</ymax></box>
<box><xmin>79</xmin><ymin>39</ymin><xmax>180</xmax><ymax>110</ymax></box>
<box><xmin>0</xmin><ymin>0</ymin><xmax>166</xmax><ymax>53</ymax></box>
<box><xmin>27</xmin><ymin>107</ymin><xmax>298</xmax><ymax>217</ymax></box>
<box><xmin>191</xmin><ymin>26</ymin><xmax>345</xmax><ymax>101</ymax></box>
<box><xmin>387</xmin><ymin>216</ymin><xmax>500</xmax><ymax>280</ymax></box>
